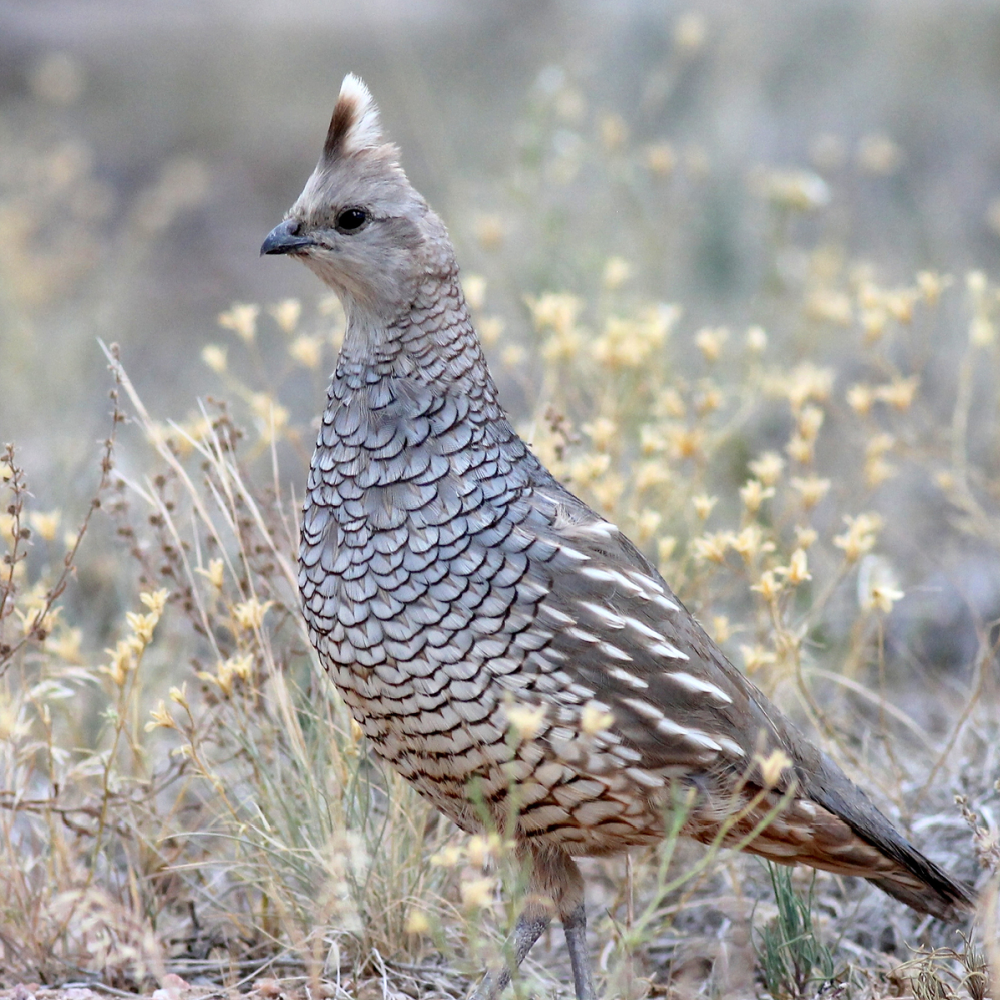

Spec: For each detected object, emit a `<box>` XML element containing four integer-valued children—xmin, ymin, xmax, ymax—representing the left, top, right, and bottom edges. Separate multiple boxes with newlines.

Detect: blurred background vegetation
<box><xmin>3</xmin><ymin>0</ymin><xmax>1000</xmax><ymax>688</ymax></box>
<box><xmin>6</xmin><ymin>0</ymin><xmax>1000</xmax><ymax>651</ymax></box>
<box><xmin>2</xmin><ymin>2</ymin><xmax>1000</xmax><ymax>995</ymax></box>
<box><xmin>5</xmin><ymin>1</ymin><xmax>1000</xmax><ymax>489</ymax></box>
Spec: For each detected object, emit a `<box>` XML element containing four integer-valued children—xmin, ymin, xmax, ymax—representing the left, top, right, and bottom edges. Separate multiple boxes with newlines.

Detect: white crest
<box><xmin>323</xmin><ymin>73</ymin><xmax>383</xmax><ymax>160</ymax></box>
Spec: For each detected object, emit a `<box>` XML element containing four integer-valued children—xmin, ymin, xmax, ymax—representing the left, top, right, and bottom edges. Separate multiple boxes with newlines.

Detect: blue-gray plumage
<box><xmin>262</xmin><ymin>74</ymin><xmax>974</xmax><ymax>1000</ymax></box>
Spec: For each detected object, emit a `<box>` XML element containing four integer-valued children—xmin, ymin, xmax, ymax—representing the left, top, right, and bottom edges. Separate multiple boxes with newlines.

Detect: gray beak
<box><xmin>260</xmin><ymin>218</ymin><xmax>314</xmax><ymax>256</ymax></box>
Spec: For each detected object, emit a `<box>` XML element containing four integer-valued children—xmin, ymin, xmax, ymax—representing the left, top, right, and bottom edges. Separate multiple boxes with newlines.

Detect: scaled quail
<box><xmin>261</xmin><ymin>75</ymin><xmax>975</xmax><ymax>1000</ymax></box>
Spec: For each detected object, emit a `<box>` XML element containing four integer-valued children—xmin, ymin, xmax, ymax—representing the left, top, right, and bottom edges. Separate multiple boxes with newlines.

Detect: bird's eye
<box><xmin>335</xmin><ymin>207</ymin><xmax>369</xmax><ymax>232</ymax></box>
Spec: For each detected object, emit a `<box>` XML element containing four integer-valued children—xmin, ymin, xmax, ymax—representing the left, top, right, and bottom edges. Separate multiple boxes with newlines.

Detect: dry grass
<box><xmin>2</xmin><ymin>21</ymin><xmax>1000</xmax><ymax>1000</ymax></box>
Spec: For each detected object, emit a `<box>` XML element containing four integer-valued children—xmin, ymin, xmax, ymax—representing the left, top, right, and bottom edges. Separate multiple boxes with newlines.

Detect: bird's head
<box><xmin>261</xmin><ymin>74</ymin><xmax>450</xmax><ymax>320</ymax></box>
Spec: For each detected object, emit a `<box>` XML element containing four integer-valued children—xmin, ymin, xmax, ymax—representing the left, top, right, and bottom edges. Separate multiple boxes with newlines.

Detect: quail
<box><xmin>261</xmin><ymin>75</ymin><xmax>975</xmax><ymax>1000</ymax></box>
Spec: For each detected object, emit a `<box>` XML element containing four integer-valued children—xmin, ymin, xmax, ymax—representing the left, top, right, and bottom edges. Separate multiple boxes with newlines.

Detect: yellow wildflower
<box><xmin>645</xmin><ymin>142</ymin><xmax>676</xmax><ymax>177</ymax></box>
<box><xmin>805</xmin><ymin>289</ymin><xmax>853</xmax><ymax>326</ymax></box>
<box><xmin>846</xmin><ymin>383</ymin><xmax>874</xmax><ymax>415</ymax></box>
<box><xmin>46</xmin><ymin>626</ymin><xmax>82</xmax><ymax>663</ymax></box>
<box><xmin>779</xmin><ymin>548</ymin><xmax>811</xmax><ymax>586</ymax></box>
<box><xmin>461</xmin><ymin>876</ymin><xmax>496</xmax><ymax>910</ymax></box>
<box><xmin>501</xmin><ymin>345</ymin><xmax>526</xmax><ymax>368</ymax></box>
<box><xmin>757</xmin><ymin>749</ymin><xmax>793</xmax><ymax>788</ymax></box>
<box><xmin>731</xmin><ymin>524</ymin><xmax>767</xmax><ymax>563</ymax></box>
<box><xmin>748</xmin><ymin>451</ymin><xmax>784</xmax><ymax>487</ymax></box>
<box><xmin>201</xmin><ymin>344</ymin><xmax>227</xmax><ymax>373</ymax></box>
<box><xmin>751</xmin><ymin>570</ymin><xmax>783</xmax><ymax>601</ymax></box>
<box><xmin>141</xmin><ymin>589</ymin><xmax>169</xmax><ymax>615</ymax></box>
<box><xmin>634</xmin><ymin>509</ymin><xmax>662</xmax><ymax>544</ymax></box>
<box><xmin>474</xmin><ymin>214</ymin><xmax>504</xmax><ymax>251</ymax></box>
<box><xmin>745</xmin><ymin>325</ymin><xmax>768</xmax><ymax>353</ymax></box>
<box><xmin>463</xmin><ymin>275</ymin><xmax>487</xmax><ymax>311</ymax></box>
<box><xmin>634</xmin><ymin>460</ymin><xmax>669</xmax><ymax>492</ymax></box>
<box><xmin>583</xmin><ymin>417</ymin><xmax>617</xmax><ymax>453</ymax></box>
<box><xmin>600</xmin><ymin>113</ymin><xmax>628</xmax><ymax>153</ymax></box>
<box><xmin>145</xmin><ymin>700</ymin><xmax>176</xmax><ymax>732</ymax></box>
<box><xmin>232</xmin><ymin>598</ymin><xmax>273</xmax><ymax>631</ymax></box>
<box><xmin>712</xmin><ymin>616</ymin><xmax>731</xmax><ymax>644</ymax></box>
<box><xmin>795</xmin><ymin>526</ymin><xmax>818</xmax><ymax>549</ymax></box>
<box><xmin>29</xmin><ymin>510</ymin><xmax>60</xmax><ymax>542</ymax></box>
<box><xmin>657</xmin><ymin>536</ymin><xmax>677</xmax><ymax>564</ymax></box>
<box><xmin>970</xmin><ymin>317</ymin><xmax>995</xmax><ymax>347</ymax></box>
<box><xmin>568</xmin><ymin>454</ymin><xmax>610</xmax><ymax>485</ymax></box>
<box><xmin>674</xmin><ymin>11</ymin><xmax>707</xmax><ymax>52</ymax></box>
<box><xmin>289</xmin><ymin>334</ymin><xmax>322</xmax><ymax>369</ymax></box>
<box><xmin>526</xmin><ymin>292</ymin><xmax>583</xmax><ymax>334</ymax></box>
<box><xmin>479</xmin><ymin>315</ymin><xmax>505</xmax><ymax>347</ymax></box>
<box><xmin>268</xmin><ymin>297</ymin><xmax>301</xmax><ymax>334</ymax></box>
<box><xmin>690</xmin><ymin>532</ymin><xmax>732</xmax><ymax>564</ymax></box>
<box><xmin>101</xmin><ymin>639</ymin><xmax>135</xmax><ymax>686</ymax></box>
<box><xmin>741</xmin><ymin>645</ymin><xmax>777</xmax><ymax>674</ymax></box>
<box><xmin>739</xmin><ymin>479</ymin><xmax>774</xmax><ymax>515</ymax></box>
<box><xmin>197</xmin><ymin>558</ymin><xmax>225</xmax><ymax>591</ymax></box>
<box><xmin>692</xmin><ymin>494</ymin><xmax>718</xmax><ymax>520</ymax></box>
<box><xmin>654</xmin><ymin>387</ymin><xmax>687</xmax><ymax>419</ymax></box>
<box><xmin>833</xmin><ymin>513</ymin><xmax>882</xmax><ymax>563</ymax></box>
<box><xmin>210</xmin><ymin>654</ymin><xmax>254</xmax><ymax>696</ymax></box>
<box><xmin>640</xmin><ymin>424</ymin><xmax>666</xmax><ymax>456</ymax></box>
<box><xmin>916</xmin><ymin>271</ymin><xmax>949</xmax><ymax>305</ymax></box>
<box><xmin>786</xmin><ymin>363</ymin><xmax>834</xmax><ymax>410</ymax></box>
<box><xmin>431</xmin><ymin>845</ymin><xmax>463</xmax><ymax>868</ymax></box>
<box><xmin>581</xmin><ymin>702</ymin><xmax>615</xmax><ymax>735</ymax></box>
<box><xmin>217</xmin><ymin>302</ymin><xmax>259</xmax><ymax>343</ymax></box>
<box><xmin>507</xmin><ymin>703</ymin><xmax>546</xmax><ymax>741</ymax></box>
<box><xmin>754</xmin><ymin>168</ymin><xmax>830</xmax><ymax>211</ymax></box>
<box><xmin>126</xmin><ymin>611</ymin><xmax>158</xmax><ymax>647</ymax></box>
<box><xmin>405</xmin><ymin>910</ymin><xmax>431</xmax><ymax>935</ymax></box>
<box><xmin>790</xmin><ymin>475</ymin><xmax>831</xmax><ymax>509</ymax></box>
<box><xmin>602</xmin><ymin>256</ymin><xmax>631</xmax><ymax>290</ymax></box>
<box><xmin>694</xmin><ymin>325</ymin><xmax>728</xmax><ymax>362</ymax></box>
<box><xmin>874</xmin><ymin>377</ymin><xmax>918</xmax><ymax>410</ymax></box>
<box><xmin>857</xmin><ymin>133</ymin><xmax>902</xmax><ymax>175</ymax></box>
<box><xmin>857</xmin><ymin>555</ymin><xmax>904</xmax><ymax>614</ymax></box>
<box><xmin>786</xmin><ymin>435</ymin><xmax>813</xmax><ymax>464</ymax></box>
<box><xmin>250</xmin><ymin>393</ymin><xmax>290</xmax><ymax>442</ymax></box>
<box><xmin>797</xmin><ymin>404</ymin><xmax>824</xmax><ymax>442</ymax></box>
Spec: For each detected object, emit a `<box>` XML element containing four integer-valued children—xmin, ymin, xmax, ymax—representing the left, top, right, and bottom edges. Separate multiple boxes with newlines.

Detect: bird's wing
<box><xmin>503</xmin><ymin>476</ymin><xmax>975</xmax><ymax>920</ymax></box>
<box><xmin>505</xmin><ymin>475</ymin><xmax>787</xmax><ymax>777</ymax></box>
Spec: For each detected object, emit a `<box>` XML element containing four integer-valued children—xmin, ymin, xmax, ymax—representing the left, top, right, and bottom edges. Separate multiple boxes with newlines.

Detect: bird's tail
<box><xmin>686</xmin><ymin>761</ymin><xmax>976</xmax><ymax>923</ymax></box>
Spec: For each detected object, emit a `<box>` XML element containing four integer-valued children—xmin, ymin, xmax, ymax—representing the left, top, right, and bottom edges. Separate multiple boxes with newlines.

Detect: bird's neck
<box><xmin>334</xmin><ymin>268</ymin><xmax>503</xmax><ymax>413</ymax></box>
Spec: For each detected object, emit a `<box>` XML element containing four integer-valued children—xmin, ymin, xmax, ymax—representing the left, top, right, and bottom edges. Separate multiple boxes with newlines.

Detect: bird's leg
<box><xmin>469</xmin><ymin>843</ymin><xmax>592</xmax><ymax>1000</ymax></box>
<box><xmin>468</xmin><ymin>911</ymin><xmax>550</xmax><ymax>1000</ymax></box>
<box><xmin>562</xmin><ymin>900</ymin><xmax>598</xmax><ymax>1000</ymax></box>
